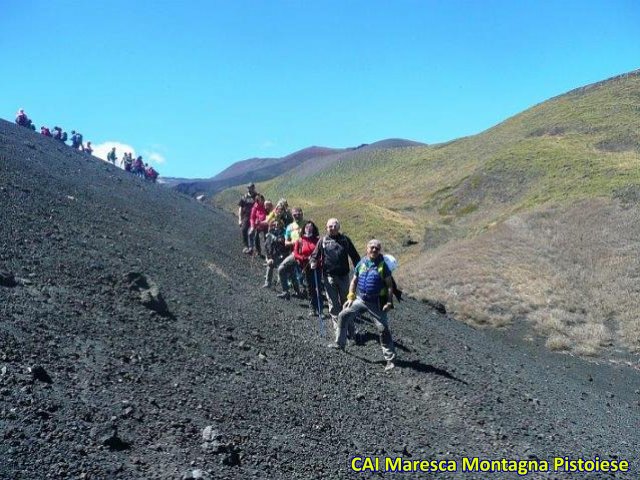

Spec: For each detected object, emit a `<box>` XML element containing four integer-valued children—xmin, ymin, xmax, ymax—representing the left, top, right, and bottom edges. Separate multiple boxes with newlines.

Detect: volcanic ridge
<box><xmin>1</xmin><ymin>119</ymin><xmax>639</xmax><ymax>479</ymax></box>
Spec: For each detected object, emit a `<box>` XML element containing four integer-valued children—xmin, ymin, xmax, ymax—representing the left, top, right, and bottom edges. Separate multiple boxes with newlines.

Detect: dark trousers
<box><xmin>241</xmin><ymin>218</ymin><xmax>251</xmax><ymax>248</ymax></box>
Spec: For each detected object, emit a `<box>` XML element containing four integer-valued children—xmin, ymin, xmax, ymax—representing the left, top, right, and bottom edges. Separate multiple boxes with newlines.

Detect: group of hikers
<box><xmin>15</xmin><ymin>109</ymin><xmax>159</xmax><ymax>183</ymax></box>
<box><xmin>16</xmin><ymin>109</ymin><xmax>92</xmax><ymax>154</ymax></box>
<box><xmin>107</xmin><ymin>148</ymin><xmax>159</xmax><ymax>183</ymax></box>
<box><xmin>238</xmin><ymin>183</ymin><xmax>401</xmax><ymax>371</ymax></box>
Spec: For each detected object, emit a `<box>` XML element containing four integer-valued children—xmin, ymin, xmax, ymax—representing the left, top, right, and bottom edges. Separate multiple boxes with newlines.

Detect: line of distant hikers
<box><xmin>15</xmin><ymin>108</ymin><xmax>159</xmax><ymax>183</ymax></box>
<box><xmin>238</xmin><ymin>183</ymin><xmax>402</xmax><ymax>371</ymax></box>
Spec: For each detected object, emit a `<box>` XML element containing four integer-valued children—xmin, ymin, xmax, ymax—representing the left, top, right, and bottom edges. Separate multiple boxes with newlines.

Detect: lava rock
<box><xmin>29</xmin><ymin>365</ymin><xmax>52</xmax><ymax>384</ymax></box>
<box><xmin>125</xmin><ymin>272</ymin><xmax>169</xmax><ymax>315</ymax></box>
<box><xmin>0</xmin><ymin>271</ymin><xmax>17</xmax><ymax>287</ymax></box>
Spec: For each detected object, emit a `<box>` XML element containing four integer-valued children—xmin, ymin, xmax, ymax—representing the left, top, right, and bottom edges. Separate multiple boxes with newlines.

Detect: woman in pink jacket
<box><xmin>248</xmin><ymin>194</ymin><xmax>268</xmax><ymax>255</ymax></box>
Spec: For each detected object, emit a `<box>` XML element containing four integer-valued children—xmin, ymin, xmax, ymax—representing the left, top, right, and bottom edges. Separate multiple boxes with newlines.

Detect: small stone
<box><xmin>29</xmin><ymin>365</ymin><xmax>53</xmax><ymax>384</ymax></box>
<box><xmin>0</xmin><ymin>271</ymin><xmax>17</xmax><ymax>288</ymax></box>
<box><xmin>202</xmin><ymin>426</ymin><xmax>219</xmax><ymax>442</ymax></box>
<box><xmin>101</xmin><ymin>428</ymin><xmax>131</xmax><ymax>451</ymax></box>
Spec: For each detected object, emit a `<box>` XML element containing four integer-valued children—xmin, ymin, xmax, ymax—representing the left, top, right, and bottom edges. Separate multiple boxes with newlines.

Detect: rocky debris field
<box><xmin>1</xmin><ymin>119</ymin><xmax>640</xmax><ymax>479</ymax></box>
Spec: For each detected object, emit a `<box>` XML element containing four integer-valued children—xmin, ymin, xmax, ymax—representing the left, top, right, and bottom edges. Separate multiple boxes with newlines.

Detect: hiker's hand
<box><xmin>310</xmin><ymin>262</ymin><xmax>317</xmax><ymax>270</ymax></box>
<box><xmin>267</xmin><ymin>259</ymin><xmax>273</xmax><ymax>266</ymax></box>
<box><xmin>383</xmin><ymin>302</ymin><xmax>394</xmax><ymax>312</ymax></box>
<box><xmin>238</xmin><ymin>219</ymin><xmax>242</xmax><ymax>226</ymax></box>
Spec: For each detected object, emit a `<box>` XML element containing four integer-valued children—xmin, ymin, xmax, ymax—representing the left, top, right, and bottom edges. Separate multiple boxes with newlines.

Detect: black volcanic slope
<box><xmin>1</xmin><ymin>119</ymin><xmax>640</xmax><ymax>479</ymax></box>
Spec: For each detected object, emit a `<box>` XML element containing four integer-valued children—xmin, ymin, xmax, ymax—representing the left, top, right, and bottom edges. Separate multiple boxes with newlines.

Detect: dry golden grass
<box><xmin>402</xmin><ymin>198</ymin><xmax>640</xmax><ymax>356</ymax></box>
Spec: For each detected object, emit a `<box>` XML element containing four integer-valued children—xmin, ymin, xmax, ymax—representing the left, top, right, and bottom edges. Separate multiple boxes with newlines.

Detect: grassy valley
<box><xmin>213</xmin><ymin>70</ymin><xmax>640</xmax><ymax>357</ymax></box>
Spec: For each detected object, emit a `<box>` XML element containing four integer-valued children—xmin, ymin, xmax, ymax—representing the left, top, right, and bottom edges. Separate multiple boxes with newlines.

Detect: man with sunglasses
<box><xmin>330</xmin><ymin>239</ymin><xmax>397</xmax><ymax>371</ymax></box>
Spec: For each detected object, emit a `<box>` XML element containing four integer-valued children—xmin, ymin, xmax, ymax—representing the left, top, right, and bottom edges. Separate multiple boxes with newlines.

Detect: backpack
<box><xmin>77</xmin><ymin>133</ymin><xmax>83</xmax><ymax>144</ymax></box>
<box><xmin>321</xmin><ymin>235</ymin><xmax>350</xmax><ymax>276</ymax></box>
<box><xmin>61</xmin><ymin>132</ymin><xmax>68</xmax><ymax>142</ymax></box>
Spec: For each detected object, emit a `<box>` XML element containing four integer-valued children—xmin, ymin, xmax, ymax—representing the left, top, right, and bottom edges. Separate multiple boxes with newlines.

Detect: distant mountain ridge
<box><xmin>171</xmin><ymin>139</ymin><xmax>425</xmax><ymax>197</ymax></box>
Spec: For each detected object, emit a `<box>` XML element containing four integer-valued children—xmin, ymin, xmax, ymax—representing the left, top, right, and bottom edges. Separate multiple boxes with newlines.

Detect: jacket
<box><xmin>293</xmin><ymin>236</ymin><xmax>319</xmax><ymax>270</ymax></box>
<box><xmin>310</xmin><ymin>233</ymin><xmax>360</xmax><ymax>276</ymax></box>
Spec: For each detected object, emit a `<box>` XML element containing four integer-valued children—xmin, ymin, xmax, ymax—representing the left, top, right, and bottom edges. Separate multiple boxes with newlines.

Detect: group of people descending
<box><xmin>16</xmin><ymin>109</ymin><xmax>94</xmax><ymax>155</ymax></box>
<box><xmin>238</xmin><ymin>183</ymin><xmax>402</xmax><ymax>371</ymax></box>
<box><xmin>108</xmin><ymin>148</ymin><xmax>159</xmax><ymax>182</ymax></box>
<box><xmin>14</xmin><ymin>109</ymin><xmax>159</xmax><ymax>182</ymax></box>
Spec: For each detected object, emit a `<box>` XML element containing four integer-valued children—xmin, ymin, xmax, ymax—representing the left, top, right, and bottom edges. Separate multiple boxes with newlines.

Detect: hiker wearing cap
<box><xmin>330</xmin><ymin>239</ymin><xmax>397</xmax><ymax>371</ymax></box>
<box><xmin>310</xmin><ymin>218</ymin><xmax>360</xmax><ymax>333</ymax></box>
<box><xmin>238</xmin><ymin>183</ymin><xmax>258</xmax><ymax>254</ymax></box>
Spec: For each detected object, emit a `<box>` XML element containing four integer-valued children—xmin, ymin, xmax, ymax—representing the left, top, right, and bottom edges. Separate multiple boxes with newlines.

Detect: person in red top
<box><xmin>248</xmin><ymin>194</ymin><xmax>268</xmax><ymax>255</ymax></box>
<box><xmin>293</xmin><ymin>221</ymin><xmax>323</xmax><ymax>316</ymax></box>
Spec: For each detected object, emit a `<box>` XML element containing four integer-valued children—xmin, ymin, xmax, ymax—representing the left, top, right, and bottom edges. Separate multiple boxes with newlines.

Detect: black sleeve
<box><xmin>310</xmin><ymin>236</ymin><xmax>323</xmax><ymax>264</ymax></box>
<box><xmin>346</xmin><ymin>236</ymin><xmax>360</xmax><ymax>268</ymax></box>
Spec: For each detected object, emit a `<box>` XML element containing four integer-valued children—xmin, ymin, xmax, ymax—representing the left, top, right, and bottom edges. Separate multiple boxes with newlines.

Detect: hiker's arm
<box><xmin>237</xmin><ymin>206</ymin><xmax>243</xmax><ymax>225</ymax></box>
<box><xmin>284</xmin><ymin>232</ymin><xmax>295</xmax><ymax>248</ymax></box>
<box><xmin>383</xmin><ymin>276</ymin><xmax>395</xmax><ymax>312</ymax></box>
<box><xmin>344</xmin><ymin>275</ymin><xmax>358</xmax><ymax>308</ymax></box>
<box><xmin>347</xmin><ymin>238</ymin><xmax>360</xmax><ymax>267</ymax></box>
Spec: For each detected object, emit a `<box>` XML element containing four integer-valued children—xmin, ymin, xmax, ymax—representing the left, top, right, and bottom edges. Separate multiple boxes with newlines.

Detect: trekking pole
<box><xmin>313</xmin><ymin>268</ymin><xmax>325</xmax><ymax>338</ymax></box>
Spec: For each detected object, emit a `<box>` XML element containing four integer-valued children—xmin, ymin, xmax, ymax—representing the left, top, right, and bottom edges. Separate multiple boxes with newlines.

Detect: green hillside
<box><xmin>215</xmin><ymin>70</ymin><xmax>640</xmax><ymax>356</ymax></box>
<box><xmin>229</xmin><ymin>72</ymin><xmax>640</xmax><ymax>247</ymax></box>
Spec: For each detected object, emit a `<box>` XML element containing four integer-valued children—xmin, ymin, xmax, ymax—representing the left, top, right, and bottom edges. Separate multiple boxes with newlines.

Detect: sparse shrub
<box><xmin>546</xmin><ymin>335</ymin><xmax>571</xmax><ymax>351</ymax></box>
<box><xmin>400</xmin><ymin>199</ymin><xmax>640</xmax><ymax>358</ymax></box>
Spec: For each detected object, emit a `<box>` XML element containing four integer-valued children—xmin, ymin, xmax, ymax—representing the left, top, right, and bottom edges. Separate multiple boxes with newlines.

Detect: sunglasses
<box><xmin>368</xmin><ymin>245</ymin><xmax>380</xmax><ymax>250</ymax></box>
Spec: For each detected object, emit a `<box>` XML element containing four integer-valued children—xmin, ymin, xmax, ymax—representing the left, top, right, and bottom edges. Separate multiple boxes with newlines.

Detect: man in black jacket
<box><xmin>310</xmin><ymin>218</ymin><xmax>360</xmax><ymax>333</ymax></box>
<box><xmin>238</xmin><ymin>183</ymin><xmax>258</xmax><ymax>253</ymax></box>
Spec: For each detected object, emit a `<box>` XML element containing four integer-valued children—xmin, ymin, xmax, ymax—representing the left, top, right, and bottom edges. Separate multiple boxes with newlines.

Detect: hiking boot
<box><xmin>327</xmin><ymin>343</ymin><xmax>344</xmax><ymax>351</ymax></box>
<box><xmin>242</xmin><ymin>247</ymin><xmax>250</xmax><ymax>254</ymax></box>
<box><xmin>308</xmin><ymin>309</ymin><xmax>318</xmax><ymax>317</ymax></box>
<box><xmin>262</xmin><ymin>282</ymin><xmax>270</xmax><ymax>288</ymax></box>
<box><xmin>384</xmin><ymin>360</ymin><xmax>396</xmax><ymax>372</ymax></box>
<box><xmin>277</xmin><ymin>291</ymin><xmax>291</xmax><ymax>300</ymax></box>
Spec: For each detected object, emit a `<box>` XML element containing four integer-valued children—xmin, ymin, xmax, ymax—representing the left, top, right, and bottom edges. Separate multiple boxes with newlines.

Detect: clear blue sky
<box><xmin>2</xmin><ymin>1</ymin><xmax>638</xmax><ymax>178</ymax></box>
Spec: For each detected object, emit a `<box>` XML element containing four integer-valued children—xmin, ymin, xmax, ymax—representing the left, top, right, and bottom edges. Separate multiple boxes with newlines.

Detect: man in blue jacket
<box><xmin>330</xmin><ymin>238</ymin><xmax>397</xmax><ymax>371</ymax></box>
